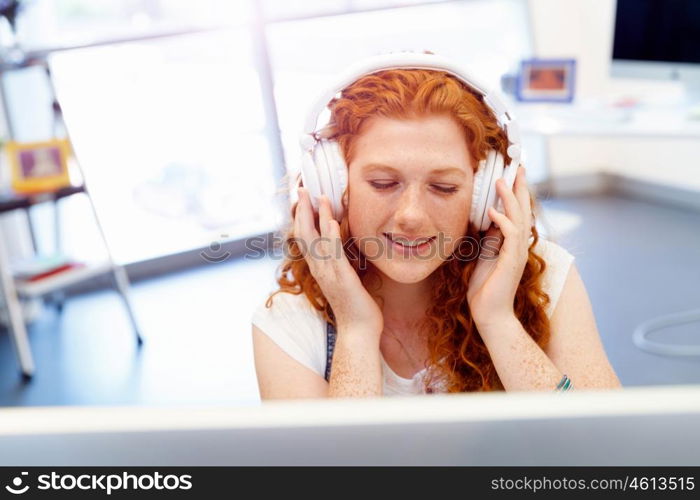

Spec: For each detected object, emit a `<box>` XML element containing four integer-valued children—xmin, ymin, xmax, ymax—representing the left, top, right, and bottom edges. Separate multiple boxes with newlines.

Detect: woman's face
<box><xmin>347</xmin><ymin>113</ymin><xmax>474</xmax><ymax>284</ymax></box>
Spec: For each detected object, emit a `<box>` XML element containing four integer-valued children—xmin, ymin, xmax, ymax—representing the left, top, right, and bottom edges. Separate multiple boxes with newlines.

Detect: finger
<box><xmin>488</xmin><ymin>206</ymin><xmax>517</xmax><ymax>238</ymax></box>
<box><xmin>327</xmin><ymin>217</ymin><xmax>353</xmax><ymax>269</ymax></box>
<box><xmin>489</xmin><ymin>207</ymin><xmax>528</xmax><ymax>264</ymax></box>
<box><xmin>480</xmin><ymin>225</ymin><xmax>504</xmax><ymax>258</ymax></box>
<box><xmin>483</xmin><ymin>224</ymin><xmax>503</xmax><ymax>244</ymax></box>
<box><xmin>322</xmin><ymin>198</ymin><xmax>351</xmax><ymax>265</ymax></box>
<box><xmin>496</xmin><ymin>177</ymin><xmax>523</xmax><ymax>225</ymax></box>
<box><xmin>317</xmin><ymin>196</ymin><xmax>350</xmax><ymax>270</ymax></box>
<box><xmin>296</xmin><ymin>188</ymin><xmax>320</xmax><ymax>244</ymax></box>
<box><xmin>318</xmin><ymin>194</ymin><xmax>333</xmax><ymax>238</ymax></box>
<box><xmin>326</xmin><ymin>215</ymin><xmax>340</xmax><ymax>240</ymax></box>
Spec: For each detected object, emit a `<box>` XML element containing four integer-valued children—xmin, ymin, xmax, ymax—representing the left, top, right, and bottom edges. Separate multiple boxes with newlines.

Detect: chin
<box><xmin>373</xmin><ymin>260</ymin><xmax>440</xmax><ymax>284</ymax></box>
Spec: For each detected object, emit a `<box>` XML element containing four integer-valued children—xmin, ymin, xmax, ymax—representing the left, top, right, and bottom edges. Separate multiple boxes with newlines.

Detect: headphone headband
<box><xmin>300</xmin><ymin>52</ymin><xmax>521</xmax><ymax>167</ymax></box>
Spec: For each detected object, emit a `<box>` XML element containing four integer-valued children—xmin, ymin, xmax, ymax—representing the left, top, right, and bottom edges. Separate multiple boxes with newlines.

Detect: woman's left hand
<box><xmin>467</xmin><ymin>165</ymin><xmax>532</xmax><ymax>330</ymax></box>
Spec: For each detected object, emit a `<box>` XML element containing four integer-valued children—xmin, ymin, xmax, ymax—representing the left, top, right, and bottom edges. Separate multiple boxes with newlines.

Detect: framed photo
<box><xmin>516</xmin><ymin>58</ymin><xmax>576</xmax><ymax>103</ymax></box>
<box><xmin>6</xmin><ymin>138</ymin><xmax>73</xmax><ymax>194</ymax></box>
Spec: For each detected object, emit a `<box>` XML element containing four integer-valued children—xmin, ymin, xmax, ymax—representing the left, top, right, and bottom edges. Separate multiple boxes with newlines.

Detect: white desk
<box><xmin>516</xmin><ymin>102</ymin><xmax>700</xmax><ymax>138</ymax></box>
<box><xmin>0</xmin><ymin>385</ymin><xmax>699</xmax><ymax>465</ymax></box>
<box><xmin>512</xmin><ymin>100</ymin><xmax>700</xmax><ymax>199</ymax></box>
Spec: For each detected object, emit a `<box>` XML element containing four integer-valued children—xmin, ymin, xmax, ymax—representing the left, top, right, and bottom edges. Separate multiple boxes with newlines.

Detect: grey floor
<box><xmin>1</xmin><ymin>193</ymin><xmax>699</xmax><ymax>406</ymax></box>
<box><xmin>540</xmin><ymin>194</ymin><xmax>700</xmax><ymax>387</ymax></box>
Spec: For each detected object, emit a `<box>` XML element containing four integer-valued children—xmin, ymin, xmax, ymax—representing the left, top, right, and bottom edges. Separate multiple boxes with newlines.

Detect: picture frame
<box><xmin>6</xmin><ymin>138</ymin><xmax>73</xmax><ymax>194</ymax></box>
<box><xmin>516</xmin><ymin>58</ymin><xmax>576</xmax><ymax>103</ymax></box>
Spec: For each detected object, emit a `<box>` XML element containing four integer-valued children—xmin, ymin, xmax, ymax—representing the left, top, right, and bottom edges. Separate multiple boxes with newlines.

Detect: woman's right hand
<box><xmin>294</xmin><ymin>187</ymin><xmax>383</xmax><ymax>336</ymax></box>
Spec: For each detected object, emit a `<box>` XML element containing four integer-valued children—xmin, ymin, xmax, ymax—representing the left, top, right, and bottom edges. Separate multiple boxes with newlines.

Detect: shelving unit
<box><xmin>14</xmin><ymin>260</ymin><xmax>112</xmax><ymax>298</ymax></box>
<box><xmin>0</xmin><ymin>57</ymin><xmax>143</xmax><ymax>380</ymax></box>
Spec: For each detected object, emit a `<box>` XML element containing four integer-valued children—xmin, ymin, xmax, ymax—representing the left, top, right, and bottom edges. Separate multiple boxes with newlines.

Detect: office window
<box><xmin>261</xmin><ymin>0</ymin><xmax>454</xmax><ymax>21</ymax></box>
<box><xmin>49</xmin><ymin>29</ymin><xmax>279</xmax><ymax>264</ymax></box>
<box><xmin>15</xmin><ymin>0</ymin><xmax>251</xmax><ymax>49</ymax></box>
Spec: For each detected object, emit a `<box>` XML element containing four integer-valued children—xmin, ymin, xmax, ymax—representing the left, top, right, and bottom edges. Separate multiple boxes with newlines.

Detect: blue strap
<box><xmin>325</xmin><ymin>315</ymin><xmax>337</xmax><ymax>382</ymax></box>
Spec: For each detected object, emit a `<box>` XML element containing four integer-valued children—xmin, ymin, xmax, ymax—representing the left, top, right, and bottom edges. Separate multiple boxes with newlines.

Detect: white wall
<box><xmin>528</xmin><ymin>0</ymin><xmax>616</xmax><ymax>99</ymax></box>
<box><xmin>549</xmin><ymin>137</ymin><xmax>700</xmax><ymax>192</ymax></box>
<box><xmin>527</xmin><ymin>0</ymin><xmax>700</xmax><ymax>192</ymax></box>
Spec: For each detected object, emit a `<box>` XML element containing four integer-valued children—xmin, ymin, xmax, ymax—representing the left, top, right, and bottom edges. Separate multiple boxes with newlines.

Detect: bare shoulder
<box><xmin>253</xmin><ymin>324</ymin><xmax>329</xmax><ymax>400</ymax></box>
<box><xmin>533</xmin><ymin>236</ymin><xmax>562</xmax><ymax>253</ymax></box>
<box><xmin>531</xmin><ymin>237</ymin><xmax>576</xmax><ymax>316</ymax></box>
<box><xmin>544</xmin><ymin>263</ymin><xmax>622</xmax><ymax>389</ymax></box>
<box><xmin>532</xmin><ymin>237</ymin><xmax>574</xmax><ymax>269</ymax></box>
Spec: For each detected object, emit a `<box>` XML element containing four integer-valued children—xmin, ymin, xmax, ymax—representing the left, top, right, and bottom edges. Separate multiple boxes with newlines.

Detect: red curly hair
<box><xmin>268</xmin><ymin>66</ymin><xmax>551</xmax><ymax>392</ymax></box>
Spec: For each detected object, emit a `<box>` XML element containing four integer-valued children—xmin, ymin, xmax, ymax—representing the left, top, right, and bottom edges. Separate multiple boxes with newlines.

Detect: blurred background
<box><xmin>0</xmin><ymin>0</ymin><xmax>698</xmax><ymax>407</ymax></box>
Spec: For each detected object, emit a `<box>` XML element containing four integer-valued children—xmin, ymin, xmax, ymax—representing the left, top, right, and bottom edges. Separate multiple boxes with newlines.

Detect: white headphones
<box><xmin>299</xmin><ymin>52</ymin><xmax>522</xmax><ymax>232</ymax></box>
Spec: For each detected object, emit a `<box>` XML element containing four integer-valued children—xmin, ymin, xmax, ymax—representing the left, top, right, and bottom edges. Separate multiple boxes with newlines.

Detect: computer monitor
<box><xmin>611</xmin><ymin>0</ymin><xmax>700</xmax><ymax>95</ymax></box>
<box><xmin>0</xmin><ymin>385</ymin><xmax>699</xmax><ymax>465</ymax></box>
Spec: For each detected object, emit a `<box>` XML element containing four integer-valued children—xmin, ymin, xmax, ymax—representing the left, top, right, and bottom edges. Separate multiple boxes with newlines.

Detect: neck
<box><xmin>364</xmin><ymin>270</ymin><xmax>433</xmax><ymax>329</ymax></box>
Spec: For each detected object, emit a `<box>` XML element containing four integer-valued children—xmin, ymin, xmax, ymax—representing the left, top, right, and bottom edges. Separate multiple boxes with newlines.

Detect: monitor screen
<box><xmin>612</xmin><ymin>0</ymin><xmax>700</xmax><ymax>65</ymax></box>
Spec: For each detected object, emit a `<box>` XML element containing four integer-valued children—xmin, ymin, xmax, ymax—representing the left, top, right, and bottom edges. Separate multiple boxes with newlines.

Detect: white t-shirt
<box><xmin>252</xmin><ymin>238</ymin><xmax>575</xmax><ymax>396</ymax></box>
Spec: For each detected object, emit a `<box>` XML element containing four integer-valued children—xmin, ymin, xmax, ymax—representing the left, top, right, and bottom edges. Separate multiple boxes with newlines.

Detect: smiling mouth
<box><xmin>383</xmin><ymin>233</ymin><xmax>436</xmax><ymax>248</ymax></box>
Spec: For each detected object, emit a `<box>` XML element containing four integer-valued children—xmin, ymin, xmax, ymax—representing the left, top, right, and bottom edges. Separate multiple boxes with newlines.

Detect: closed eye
<box><xmin>431</xmin><ymin>184</ymin><xmax>458</xmax><ymax>194</ymax></box>
<box><xmin>369</xmin><ymin>181</ymin><xmax>459</xmax><ymax>194</ymax></box>
<box><xmin>369</xmin><ymin>181</ymin><xmax>397</xmax><ymax>190</ymax></box>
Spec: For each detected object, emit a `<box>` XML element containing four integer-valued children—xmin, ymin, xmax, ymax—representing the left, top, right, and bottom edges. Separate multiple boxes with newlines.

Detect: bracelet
<box><xmin>554</xmin><ymin>374</ymin><xmax>573</xmax><ymax>392</ymax></box>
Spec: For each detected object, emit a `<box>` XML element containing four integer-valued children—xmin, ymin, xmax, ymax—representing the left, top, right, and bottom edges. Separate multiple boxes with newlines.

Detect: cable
<box><xmin>633</xmin><ymin>308</ymin><xmax>700</xmax><ymax>357</ymax></box>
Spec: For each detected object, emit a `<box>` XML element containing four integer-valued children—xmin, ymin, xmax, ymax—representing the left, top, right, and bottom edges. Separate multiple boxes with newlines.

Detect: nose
<box><xmin>393</xmin><ymin>183</ymin><xmax>428</xmax><ymax>231</ymax></box>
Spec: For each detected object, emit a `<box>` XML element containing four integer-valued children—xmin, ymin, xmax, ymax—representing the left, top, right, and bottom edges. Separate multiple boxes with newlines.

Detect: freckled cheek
<box><xmin>346</xmin><ymin>189</ymin><xmax>393</xmax><ymax>259</ymax></box>
<box><xmin>436</xmin><ymin>194</ymin><xmax>471</xmax><ymax>256</ymax></box>
<box><xmin>347</xmin><ymin>211</ymin><xmax>385</xmax><ymax>261</ymax></box>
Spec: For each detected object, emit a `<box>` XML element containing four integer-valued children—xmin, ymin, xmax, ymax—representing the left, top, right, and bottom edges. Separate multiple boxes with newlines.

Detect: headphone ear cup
<box><xmin>470</xmin><ymin>149</ymin><xmax>498</xmax><ymax>231</ymax></box>
<box><xmin>495</xmin><ymin>159</ymin><xmax>519</xmax><ymax>214</ymax></box>
<box><xmin>312</xmin><ymin>139</ymin><xmax>336</xmax><ymax>215</ymax></box>
<box><xmin>300</xmin><ymin>147</ymin><xmax>323</xmax><ymax>213</ymax></box>
<box><xmin>323</xmin><ymin>140</ymin><xmax>348</xmax><ymax>220</ymax></box>
<box><xmin>480</xmin><ymin>151</ymin><xmax>505</xmax><ymax>231</ymax></box>
<box><xmin>470</xmin><ymin>160</ymin><xmax>486</xmax><ymax>229</ymax></box>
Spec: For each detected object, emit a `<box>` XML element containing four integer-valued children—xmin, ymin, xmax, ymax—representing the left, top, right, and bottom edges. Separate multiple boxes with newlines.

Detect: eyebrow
<box><xmin>361</xmin><ymin>163</ymin><xmax>467</xmax><ymax>178</ymax></box>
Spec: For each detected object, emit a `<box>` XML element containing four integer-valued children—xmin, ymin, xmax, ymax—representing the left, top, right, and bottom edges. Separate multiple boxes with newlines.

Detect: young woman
<box><xmin>252</xmin><ymin>55</ymin><xmax>621</xmax><ymax>398</ymax></box>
